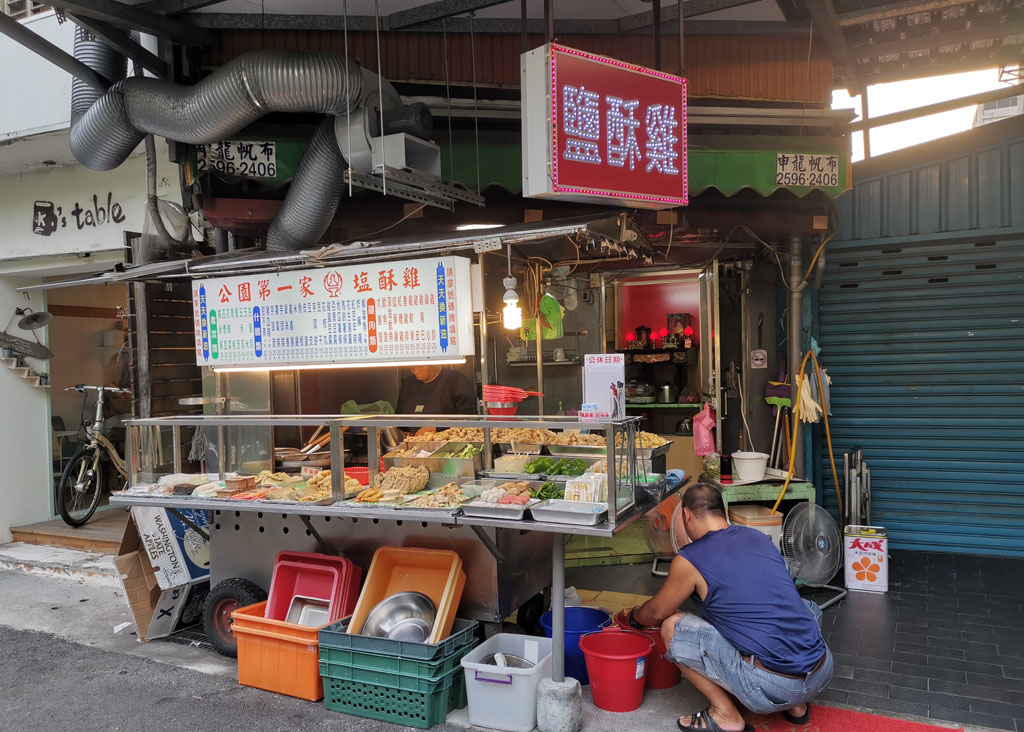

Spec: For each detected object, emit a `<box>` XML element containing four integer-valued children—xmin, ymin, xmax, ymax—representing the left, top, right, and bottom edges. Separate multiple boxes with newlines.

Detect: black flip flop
<box><xmin>782</xmin><ymin>703</ymin><xmax>811</xmax><ymax>725</ymax></box>
<box><xmin>677</xmin><ymin>708</ymin><xmax>753</xmax><ymax>732</ymax></box>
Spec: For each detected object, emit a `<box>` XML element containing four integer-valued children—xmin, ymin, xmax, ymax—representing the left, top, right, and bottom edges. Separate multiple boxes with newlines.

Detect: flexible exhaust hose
<box><xmin>69</xmin><ymin>47</ymin><xmax>363</xmax><ymax>250</ymax></box>
<box><xmin>266</xmin><ymin>118</ymin><xmax>348</xmax><ymax>252</ymax></box>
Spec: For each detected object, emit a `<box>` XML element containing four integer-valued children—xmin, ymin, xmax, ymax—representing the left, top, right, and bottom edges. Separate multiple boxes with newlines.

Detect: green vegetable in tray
<box><xmin>436</xmin><ymin>444</ymin><xmax>482</xmax><ymax>459</ymax></box>
<box><xmin>546</xmin><ymin>458</ymin><xmax>588</xmax><ymax>476</ymax></box>
<box><xmin>531</xmin><ymin>481</ymin><xmax>564</xmax><ymax>500</ymax></box>
<box><xmin>524</xmin><ymin>457</ymin><xmax>554</xmax><ymax>474</ymax></box>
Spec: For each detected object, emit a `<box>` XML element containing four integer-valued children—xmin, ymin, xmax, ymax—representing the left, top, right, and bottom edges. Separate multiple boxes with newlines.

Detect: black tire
<box><xmin>57</xmin><ymin>447</ymin><xmax>103</xmax><ymax>528</ymax></box>
<box><xmin>203</xmin><ymin>578</ymin><xmax>267</xmax><ymax>658</ymax></box>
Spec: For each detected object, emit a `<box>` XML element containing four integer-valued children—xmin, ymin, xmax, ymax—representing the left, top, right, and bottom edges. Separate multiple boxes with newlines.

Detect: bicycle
<box><xmin>57</xmin><ymin>384</ymin><xmax>132</xmax><ymax>527</ymax></box>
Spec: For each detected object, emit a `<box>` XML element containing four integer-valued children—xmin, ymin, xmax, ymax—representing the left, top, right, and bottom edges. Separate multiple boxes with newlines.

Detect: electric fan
<box><xmin>781</xmin><ymin>502</ymin><xmax>848</xmax><ymax>609</ymax></box>
<box><xmin>644</xmin><ymin>493</ymin><xmax>685</xmax><ymax>576</ymax></box>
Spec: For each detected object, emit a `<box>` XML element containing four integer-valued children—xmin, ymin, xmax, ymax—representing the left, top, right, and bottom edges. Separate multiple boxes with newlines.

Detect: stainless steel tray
<box><xmin>497</xmin><ymin>443</ymin><xmax>543</xmax><ymax>454</ymax></box>
<box><xmin>530</xmin><ymin>499</ymin><xmax>607</xmax><ymax>526</ymax></box>
<box><xmin>480</xmin><ymin>470</ymin><xmax>544</xmax><ymax>481</ymax></box>
<box><xmin>460</xmin><ymin>497</ymin><xmax>541</xmax><ymax>520</ymax></box>
<box><xmin>546</xmin><ymin>444</ymin><xmax>607</xmax><ymax>457</ymax></box>
<box><xmin>427</xmin><ymin>442</ymin><xmax>485</xmax><ymax>477</ymax></box>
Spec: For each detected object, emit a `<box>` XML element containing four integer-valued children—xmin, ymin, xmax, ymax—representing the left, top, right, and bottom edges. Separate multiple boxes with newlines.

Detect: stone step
<box><xmin>0</xmin><ymin>541</ymin><xmax>119</xmax><ymax>588</ymax></box>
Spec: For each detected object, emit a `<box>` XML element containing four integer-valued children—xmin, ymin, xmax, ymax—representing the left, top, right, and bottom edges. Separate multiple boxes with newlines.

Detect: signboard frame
<box><xmin>522</xmin><ymin>43</ymin><xmax>688</xmax><ymax>210</ymax></box>
<box><xmin>191</xmin><ymin>256</ymin><xmax>475</xmax><ymax>369</ymax></box>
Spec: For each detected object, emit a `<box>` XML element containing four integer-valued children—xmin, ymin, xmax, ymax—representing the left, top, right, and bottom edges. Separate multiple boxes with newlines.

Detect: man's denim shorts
<box><xmin>664</xmin><ymin>599</ymin><xmax>833</xmax><ymax>715</ymax></box>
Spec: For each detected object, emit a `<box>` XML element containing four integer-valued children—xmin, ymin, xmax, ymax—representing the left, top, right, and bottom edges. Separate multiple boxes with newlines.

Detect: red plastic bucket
<box><xmin>613</xmin><ymin>610</ymin><xmax>680</xmax><ymax>689</ymax></box>
<box><xmin>579</xmin><ymin>627</ymin><xmax>654</xmax><ymax>712</ymax></box>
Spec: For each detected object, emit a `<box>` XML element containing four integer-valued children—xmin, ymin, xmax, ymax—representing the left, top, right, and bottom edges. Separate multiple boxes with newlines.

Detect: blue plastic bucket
<box><xmin>539</xmin><ymin>606</ymin><xmax>612</xmax><ymax>685</ymax></box>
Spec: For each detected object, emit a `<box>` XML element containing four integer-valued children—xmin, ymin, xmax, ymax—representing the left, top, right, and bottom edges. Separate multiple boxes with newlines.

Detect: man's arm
<box><xmin>632</xmin><ymin>554</ymin><xmax>698</xmax><ymax>627</ymax></box>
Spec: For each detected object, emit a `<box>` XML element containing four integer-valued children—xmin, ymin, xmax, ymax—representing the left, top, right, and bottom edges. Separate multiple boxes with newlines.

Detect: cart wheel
<box><xmin>203</xmin><ymin>578</ymin><xmax>267</xmax><ymax>658</ymax></box>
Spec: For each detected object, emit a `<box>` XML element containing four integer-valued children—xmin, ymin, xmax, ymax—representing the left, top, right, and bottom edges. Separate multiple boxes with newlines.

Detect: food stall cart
<box><xmin>111</xmin><ymin>413</ymin><xmax>674</xmax><ymax>688</ymax></box>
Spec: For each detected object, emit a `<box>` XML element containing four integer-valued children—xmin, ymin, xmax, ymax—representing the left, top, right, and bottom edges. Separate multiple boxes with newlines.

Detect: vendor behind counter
<box><xmin>396</xmin><ymin>365</ymin><xmax>477</xmax><ymax>435</ymax></box>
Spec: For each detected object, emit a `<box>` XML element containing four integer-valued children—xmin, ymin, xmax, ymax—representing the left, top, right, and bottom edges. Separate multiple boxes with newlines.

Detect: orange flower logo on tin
<box><xmin>852</xmin><ymin>557</ymin><xmax>880</xmax><ymax>582</ymax></box>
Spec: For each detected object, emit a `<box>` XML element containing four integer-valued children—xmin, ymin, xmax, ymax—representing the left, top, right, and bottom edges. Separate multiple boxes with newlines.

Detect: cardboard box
<box><xmin>130</xmin><ymin>506</ymin><xmax>211</xmax><ymax>588</ymax></box>
<box><xmin>115</xmin><ymin>508</ymin><xmax>211</xmax><ymax>640</ymax></box>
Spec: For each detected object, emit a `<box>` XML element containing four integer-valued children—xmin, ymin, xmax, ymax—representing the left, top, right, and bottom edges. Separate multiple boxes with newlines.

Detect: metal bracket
<box><xmin>344</xmin><ymin>170</ymin><xmax>453</xmax><ymax>211</ymax></box>
<box><xmin>299</xmin><ymin>515</ymin><xmax>331</xmax><ymax>553</ymax></box>
<box><xmin>167</xmin><ymin>507</ymin><xmax>210</xmax><ymax>542</ymax></box>
<box><xmin>469</xmin><ymin>524</ymin><xmax>505</xmax><ymax>563</ymax></box>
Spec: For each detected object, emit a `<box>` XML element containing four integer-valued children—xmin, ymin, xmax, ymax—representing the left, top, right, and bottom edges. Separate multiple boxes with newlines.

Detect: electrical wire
<box><xmin>331</xmin><ymin>204</ymin><xmax>427</xmax><ymax>247</ymax></box>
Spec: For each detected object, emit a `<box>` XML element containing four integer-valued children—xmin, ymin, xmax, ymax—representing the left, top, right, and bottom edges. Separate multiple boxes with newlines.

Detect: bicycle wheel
<box><xmin>58</xmin><ymin>447</ymin><xmax>104</xmax><ymax>527</ymax></box>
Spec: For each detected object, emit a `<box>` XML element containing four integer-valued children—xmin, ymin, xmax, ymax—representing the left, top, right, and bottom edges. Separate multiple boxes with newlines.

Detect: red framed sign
<box><xmin>522</xmin><ymin>43</ymin><xmax>687</xmax><ymax>209</ymax></box>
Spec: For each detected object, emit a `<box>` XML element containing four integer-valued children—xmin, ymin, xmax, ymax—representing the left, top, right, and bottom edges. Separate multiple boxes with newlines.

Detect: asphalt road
<box><xmin>0</xmin><ymin>623</ymin><xmax>468</xmax><ymax>732</ymax></box>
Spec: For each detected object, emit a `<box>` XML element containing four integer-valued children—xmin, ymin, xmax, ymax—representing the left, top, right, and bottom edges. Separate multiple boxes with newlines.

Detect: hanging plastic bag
<box><xmin>693</xmin><ymin>403</ymin><xmax>717</xmax><ymax>456</ymax></box>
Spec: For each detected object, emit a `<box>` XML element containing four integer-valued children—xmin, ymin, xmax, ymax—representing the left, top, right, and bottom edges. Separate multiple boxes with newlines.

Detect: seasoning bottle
<box><xmin>720</xmin><ymin>454</ymin><xmax>733</xmax><ymax>485</ymax></box>
<box><xmin>556</xmin><ymin>399</ymin><xmax>565</xmax><ymax>416</ymax></box>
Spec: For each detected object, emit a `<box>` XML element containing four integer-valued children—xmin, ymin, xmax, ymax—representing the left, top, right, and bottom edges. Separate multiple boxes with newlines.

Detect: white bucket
<box><xmin>732</xmin><ymin>452</ymin><xmax>769</xmax><ymax>482</ymax></box>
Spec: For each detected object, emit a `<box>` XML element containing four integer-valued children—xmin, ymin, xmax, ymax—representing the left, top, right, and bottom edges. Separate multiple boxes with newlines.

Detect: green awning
<box><xmin>189</xmin><ymin>127</ymin><xmax>851</xmax><ymax>201</ymax></box>
<box><xmin>444</xmin><ymin>131</ymin><xmax>851</xmax><ymax>200</ymax></box>
<box><xmin>687</xmin><ymin>135</ymin><xmax>851</xmax><ymax>198</ymax></box>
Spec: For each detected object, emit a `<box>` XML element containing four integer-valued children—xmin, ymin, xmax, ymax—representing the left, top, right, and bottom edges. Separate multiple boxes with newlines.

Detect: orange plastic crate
<box><xmin>232</xmin><ymin>601</ymin><xmax>327</xmax><ymax>701</ymax></box>
<box><xmin>348</xmin><ymin>547</ymin><xmax>466</xmax><ymax>644</ymax></box>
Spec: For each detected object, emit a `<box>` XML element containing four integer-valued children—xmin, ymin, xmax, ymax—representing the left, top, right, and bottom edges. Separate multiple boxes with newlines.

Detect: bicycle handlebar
<box><xmin>65</xmin><ymin>384</ymin><xmax>132</xmax><ymax>395</ymax></box>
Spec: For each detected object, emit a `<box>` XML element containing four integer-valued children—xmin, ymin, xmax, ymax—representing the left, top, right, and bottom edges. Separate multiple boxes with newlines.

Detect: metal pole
<box><xmin>861</xmin><ymin>90</ymin><xmax>871</xmax><ymax>159</ymax></box>
<box><xmin>551</xmin><ymin>534</ymin><xmax>565</xmax><ymax>682</ymax></box>
<box><xmin>535</xmin><ymin>313</ymin><xmax>544</xmax><ymax>414</ymax></box>
<box><xmin>544</xmin><ymin>0</ymin><xmax>554</xmax><ymax>44</ymax></box>
<box><xmin>478</xmin><ymin>252</ymin><xmax>489</xmax><ymax>391</ymax></box>
<box><xmin>788</xmin><ymin>237</ymin><xmax>803</xmax><ymax>476</ymax></box>
<box><xmin>521</xmin><ymin>0</ymin><xmax>528</xmax><ymax>52</ymax></box>
<box><xmin>653</xmin><ymin>0</ymin><xmax>662</xmax><ymax>70</ymax></box>
<box><xmin>0</xmin><ymin>12</ymin><xmax>110</xmax><ymax>92</ymax></box>
<box><xmin>678</xmin><ymin>0</ymin><xmax>685</xmax><ymax>75</ymax></box>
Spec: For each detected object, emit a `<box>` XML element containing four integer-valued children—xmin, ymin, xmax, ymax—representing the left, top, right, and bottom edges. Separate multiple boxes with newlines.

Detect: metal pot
<box><xmin>658</xmin><ymin>383</ymin><xmax>678</xmax><ymax>404</ymax></box>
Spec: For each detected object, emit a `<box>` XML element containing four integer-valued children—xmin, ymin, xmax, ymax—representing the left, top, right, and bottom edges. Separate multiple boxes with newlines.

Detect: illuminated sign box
<box><xmin>191</xmin><ymin>256</ymin><xmax>474</xmax><ymax>369</ymax></box>
<box><xmin>522</xmin><ymin>43</ymin><xmax>687</xmax><ymax>210</ymax></box>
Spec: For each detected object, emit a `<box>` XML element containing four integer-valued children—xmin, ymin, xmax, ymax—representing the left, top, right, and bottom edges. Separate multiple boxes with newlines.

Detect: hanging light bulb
<box><xmin>502</xmin><ymin>244</ymin><xmax>522</xmax><ymax>330</ymax></box>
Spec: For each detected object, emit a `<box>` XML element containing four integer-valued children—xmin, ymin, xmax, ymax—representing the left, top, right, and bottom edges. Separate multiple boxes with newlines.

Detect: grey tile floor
<box><xmin>567</xmin><ymin>550</ymin><xmax>1024</xmax><ymax>731</ymax></box>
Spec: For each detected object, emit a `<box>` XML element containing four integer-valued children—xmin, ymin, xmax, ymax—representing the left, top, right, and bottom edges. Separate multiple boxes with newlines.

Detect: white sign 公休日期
<box><xmin>583</xmin><ymin>353</ymin><xmax>626</xmax><ymax>420</ymax></box>
<box><xmin>191</xmin><ymin>256</ymin><xmax>474</xmax><ymax>368</ymax></box>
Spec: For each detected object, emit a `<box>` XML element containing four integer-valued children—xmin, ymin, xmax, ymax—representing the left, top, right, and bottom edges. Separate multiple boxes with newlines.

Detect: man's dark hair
<box><xmin>681</xmin><ymin>482</ymin><xmax>727</xmax><ymax>519</ymax></box>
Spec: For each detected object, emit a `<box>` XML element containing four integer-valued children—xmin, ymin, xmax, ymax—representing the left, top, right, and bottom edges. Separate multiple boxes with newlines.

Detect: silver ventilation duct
<box><xmin>69</xmin><ymin>42</ymin><xmax>369</xmax><ymax>251</ymax></box>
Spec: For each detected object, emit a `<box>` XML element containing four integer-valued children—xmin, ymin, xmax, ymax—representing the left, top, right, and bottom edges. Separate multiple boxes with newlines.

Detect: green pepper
<box><xmin>524</xmin><ymin>457</ymin><xmax>553</xmax><ymax>474</ymax></box>
<box><xmin>564</xmin><ymin>458</ymin><xmax>588</xmax><ymax>476</ymax></box>
<box><xmin>530</xmin><ymin>481</ymin><xmax>565</xmax><ymax>500</ymax></box>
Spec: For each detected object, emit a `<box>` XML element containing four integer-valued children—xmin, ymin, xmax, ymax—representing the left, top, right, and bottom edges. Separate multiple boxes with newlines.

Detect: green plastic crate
<box><xmin>319</xmin><ymin>617</ymin><xmax>479</xmax><ymax>661</ymax></box>
<box><xmin>323</xmin><ymin>665</ymin><xmax>467</xmax><ymax>729</ymax></box>
<box><xmin>320</xmin><ymin>637</ymin><xmax>476</xmax><ymax>680</ymax></box>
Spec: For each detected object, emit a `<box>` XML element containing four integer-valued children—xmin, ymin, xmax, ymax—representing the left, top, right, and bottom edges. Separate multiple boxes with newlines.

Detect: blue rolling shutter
<box><xmin>819</xmin><ymin>238</ymin><xmax>1024</xmax><ymax>557</ymax></box>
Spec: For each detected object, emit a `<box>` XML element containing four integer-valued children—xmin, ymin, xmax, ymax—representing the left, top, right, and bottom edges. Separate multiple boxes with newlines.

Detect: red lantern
<box><xmin>659</xmin><ymin>327</ymin><xmax>669</xmax><ymax>337</ymax></box>
<box><xmin>651</xmin><ymin>331</ymin><xmax>661</xmax><ymax>342</ymax></box>
<box><xmin>683</xmin><ymin>325</ymin><xmax>694</xmax><ymax>336</ymax></box>
<box><xmin>625</xmin><ymin>332</ymin><xmax>636</xmax><ymax>342</ymax></box>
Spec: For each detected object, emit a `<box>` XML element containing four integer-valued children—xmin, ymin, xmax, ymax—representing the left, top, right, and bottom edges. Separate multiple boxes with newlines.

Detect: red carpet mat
<box><xmin>747</xmin><ymin>706</ymin><xmax>965</xmax><ymax>732</ymax></box>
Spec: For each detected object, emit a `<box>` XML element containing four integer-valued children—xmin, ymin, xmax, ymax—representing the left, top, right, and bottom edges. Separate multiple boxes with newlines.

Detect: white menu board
<box><xmin>192</xmin><ymin>256</ymin><xmax>475</xmax><ymax>368</ymax></box>
<box><xmin>582</xmin><ymin>353</ymin><xmax>626</xmax><ymax>420</ymax></box>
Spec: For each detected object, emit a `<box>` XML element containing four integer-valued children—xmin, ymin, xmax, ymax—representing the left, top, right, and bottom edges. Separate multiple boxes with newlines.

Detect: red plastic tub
<box><xmin>613</xmin><ymin>610</ymin><xmax>680</xmax><ymax>689</ymax></box>
<box><xmin>579</xmin><ymin>627</ymin><xmax>654</xmax><ymax>713</ymax></box>
<box><xmin>273</xmin><ymin>551</ymin><xmax>362</xmax><ymax>619</ymax></box>
<box><xmin>265</xmin><ymin>560</ymin><xmax>343</xmax><ymax>622</ymax></box>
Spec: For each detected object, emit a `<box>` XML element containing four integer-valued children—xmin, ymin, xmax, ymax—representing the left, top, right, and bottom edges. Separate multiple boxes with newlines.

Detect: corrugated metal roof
<box><xmin>207</xmin><ymin>30</ymin><xmax>834</xmax><ymax>103</ymax></box>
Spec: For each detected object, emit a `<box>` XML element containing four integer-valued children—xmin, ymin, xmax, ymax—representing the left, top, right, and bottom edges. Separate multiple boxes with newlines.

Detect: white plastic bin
<box><xmin>461</xmin><ymin>633</ymin><xmax>552</xmax><ymax>732</ymax></box>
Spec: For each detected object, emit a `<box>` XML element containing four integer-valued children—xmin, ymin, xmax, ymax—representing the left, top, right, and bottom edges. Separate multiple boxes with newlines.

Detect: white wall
<box><xmin>0</xmin><ymin>276</ymin><xmax>52</xmax><ymax>542</ymax></box>
<box><xmin>0</xmin><ymin>143</ymin><xmax>177</xmax><ymax>262</ymax></box>
<box><xmin>0</xmin><ymin>12</ymin><xmax>74</xmax><ymax>141</ymax></box>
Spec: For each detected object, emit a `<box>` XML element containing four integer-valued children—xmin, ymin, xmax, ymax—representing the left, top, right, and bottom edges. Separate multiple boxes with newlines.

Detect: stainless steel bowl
<box><xmin>360</xmin><ymin>591</ymin><xmax>437</xmax><ymax>641</ymax></box>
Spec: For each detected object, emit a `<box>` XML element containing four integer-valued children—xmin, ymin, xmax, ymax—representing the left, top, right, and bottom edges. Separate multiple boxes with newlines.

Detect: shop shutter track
<box><xmin>819</xmin><ymin>237</ymin><xmax>1024</xmax><ymax>557</ymax></box>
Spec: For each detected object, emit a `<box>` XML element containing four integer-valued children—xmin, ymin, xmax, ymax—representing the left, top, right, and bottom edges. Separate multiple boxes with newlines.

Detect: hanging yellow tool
<box><xmin>769</xmin><ymin>350</ymin><xmax>843</xmax><ymax>521</ymax></box>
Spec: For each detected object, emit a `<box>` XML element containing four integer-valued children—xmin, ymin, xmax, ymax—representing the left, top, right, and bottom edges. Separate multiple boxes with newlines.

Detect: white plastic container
<box><xmin>461</xmin><ymin>634</ymin><xmax>553</xmax><ymax>732</ymax></box>
<box><xmin>732</xmin><ymin>451</ymin><xmax>769</xmax><ymax>482</ymax></box>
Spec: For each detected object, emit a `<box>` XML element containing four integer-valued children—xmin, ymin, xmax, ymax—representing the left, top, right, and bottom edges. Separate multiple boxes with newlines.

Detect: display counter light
<box><xmin>213</xmin><ymin>358</ymin><xmax>467</xmax><ymax>374</ymax></box>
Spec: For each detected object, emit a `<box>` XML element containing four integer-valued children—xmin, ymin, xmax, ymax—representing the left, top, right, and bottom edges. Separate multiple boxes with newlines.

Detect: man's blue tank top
<box><xmin>678</xmin><ymin>524</ymin><xmax>826</xmax><ymax>675</ymax></box>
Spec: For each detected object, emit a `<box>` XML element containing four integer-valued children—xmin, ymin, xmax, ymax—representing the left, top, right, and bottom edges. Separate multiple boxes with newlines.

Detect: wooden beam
<box><xmin>49</xmin><ymin>304</ymin><xmax>120</xmax><ymax>319</ymax></box>
<box><xmin>839</xmin><ymin>0</ymin><xmax>973</xmax><ymax>27</ymax></box>
<box><xmin>388</xmin><ymin>0</ymin><xmax>510</xmax><ymax>30</ymax></box>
